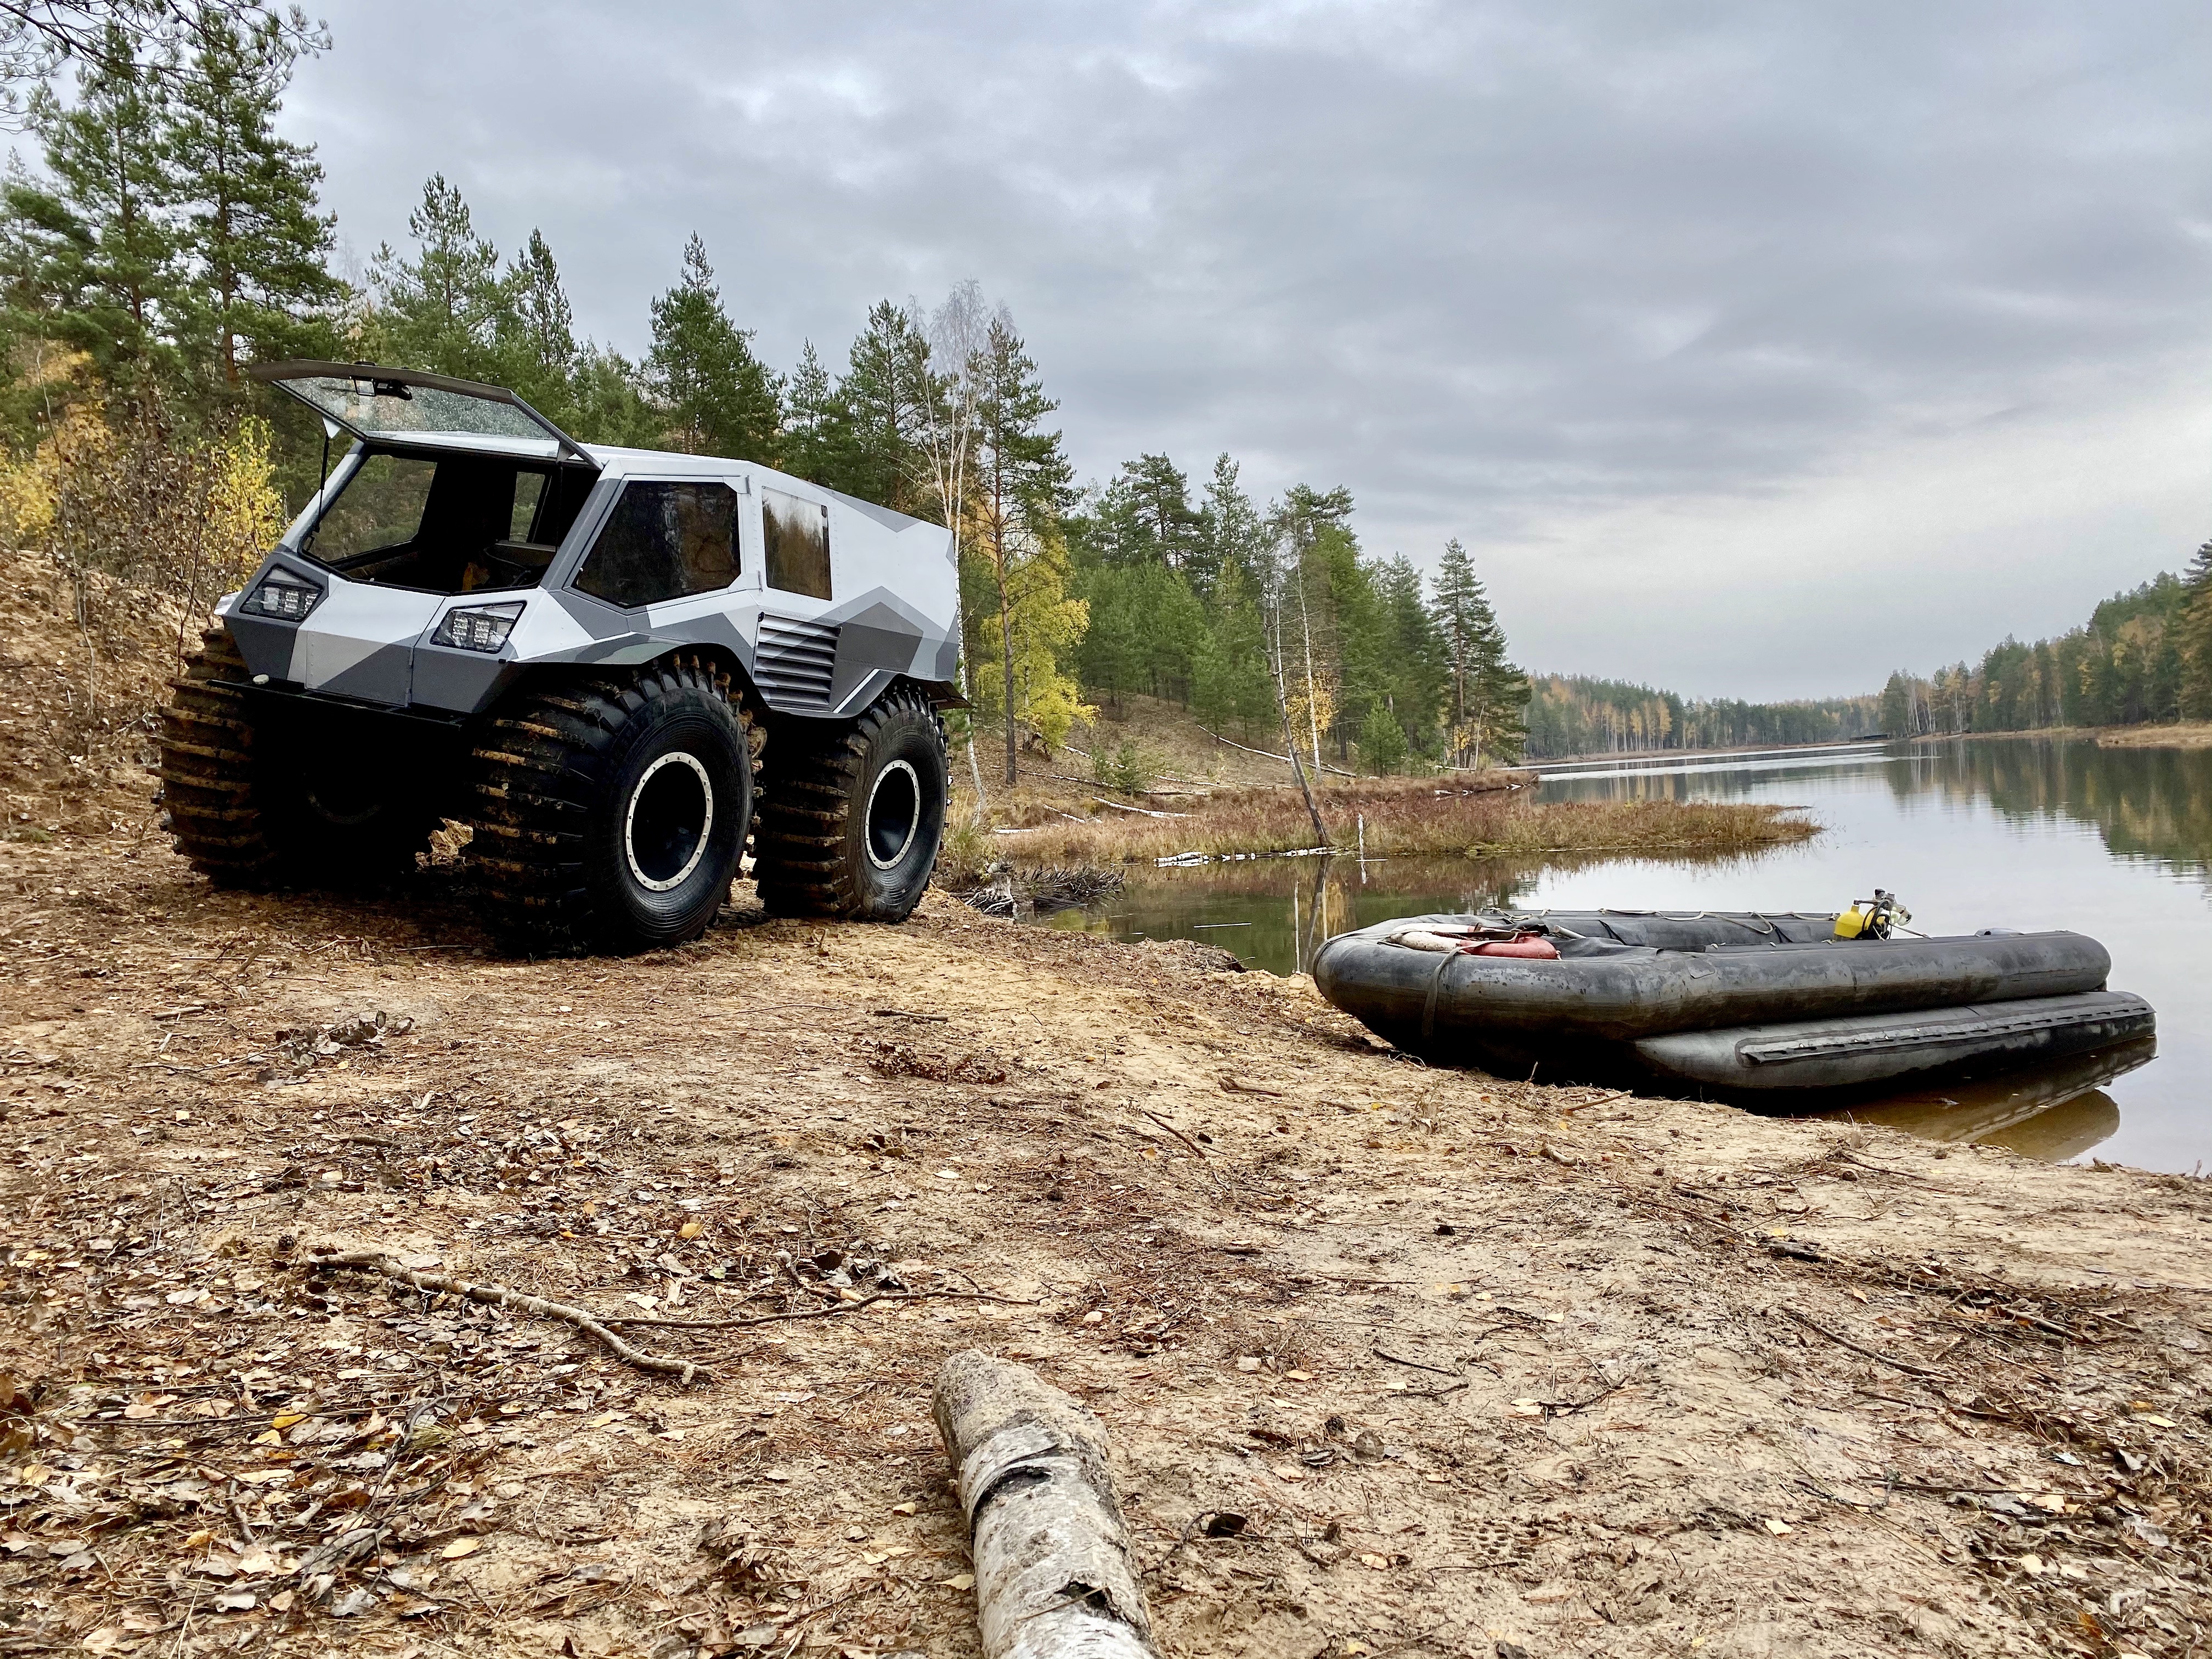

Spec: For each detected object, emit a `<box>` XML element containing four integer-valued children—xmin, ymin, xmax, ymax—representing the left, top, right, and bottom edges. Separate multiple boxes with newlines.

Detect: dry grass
<box><xmin>964</xmin><ymin>778</ymin><xmax>1817</xmax><ymax>867</ymax></box>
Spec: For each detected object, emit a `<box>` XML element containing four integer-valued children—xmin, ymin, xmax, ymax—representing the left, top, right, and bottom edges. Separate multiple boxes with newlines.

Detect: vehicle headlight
<box><xmin>434</xmin><ymin>602</ymin><xmax>524</xmax><ymax>653</ymax></box>
<box><xmin>241</xmin><ymin>570</ymin><xmax>324</xmax><ymax>622</ymax></box>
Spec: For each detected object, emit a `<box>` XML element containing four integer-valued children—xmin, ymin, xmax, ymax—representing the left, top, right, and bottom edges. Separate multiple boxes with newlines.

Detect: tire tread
<box><xmin>754</xmin><ymin>687</ymin><xmax>945</xmax><ymax>921</ymax></box>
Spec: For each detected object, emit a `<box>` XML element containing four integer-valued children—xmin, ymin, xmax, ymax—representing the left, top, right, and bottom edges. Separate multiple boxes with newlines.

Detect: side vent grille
<box><xmin>756</xmin><ymin>614</ymin><xmax>839</xmax><ymax>712</ymax></box>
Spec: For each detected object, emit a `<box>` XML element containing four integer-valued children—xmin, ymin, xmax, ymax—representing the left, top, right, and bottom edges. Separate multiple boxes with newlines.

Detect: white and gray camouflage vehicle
<box><xmin>157</xmin><ymin>362</ymin><xmax>960</xmax><ymax>952</ymax></box>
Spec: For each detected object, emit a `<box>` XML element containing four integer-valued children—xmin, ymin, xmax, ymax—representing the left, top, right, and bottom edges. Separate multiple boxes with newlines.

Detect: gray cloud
<box><xmin>286</xmin><ymin>0</ymin><xmax>2212</xmax><ymax>697</ymax></box>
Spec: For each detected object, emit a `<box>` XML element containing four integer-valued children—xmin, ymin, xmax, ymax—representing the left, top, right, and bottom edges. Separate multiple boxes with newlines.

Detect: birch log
<box><xmin>932</xmin><ymin>1350</ymin><xmax>1158</xmax><ymax>1659</ymax></box>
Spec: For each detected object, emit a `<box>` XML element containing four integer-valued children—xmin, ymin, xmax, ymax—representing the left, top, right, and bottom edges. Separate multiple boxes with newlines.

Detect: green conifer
<box><xmin>167</xmin><ymin>9</ymin><xmax>338</xmax><ymax>384</ymax></box>
<box><xmin>7</xmin><ymin>25</ymin><xmax>181</xmax><ymax>386</ymax></box>
<box><xmin>645</xmin><ymin>233</ymin><xmax>781</xmax><ymax>462</ymax></box>
<box><xmin>368</xmin><ymin>175</ymin><xmax>503</xmax><ymax>381</ymax></box>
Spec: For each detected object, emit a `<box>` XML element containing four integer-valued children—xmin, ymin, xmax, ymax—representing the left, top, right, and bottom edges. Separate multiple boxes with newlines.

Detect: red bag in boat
<box><xmin>1465</xmin><ymin>934</ymin><xmax>1559</xmax><ymax>960</ymax></box>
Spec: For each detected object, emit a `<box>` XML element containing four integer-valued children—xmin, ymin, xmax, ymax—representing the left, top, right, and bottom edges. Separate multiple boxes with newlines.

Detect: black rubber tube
<box><xmin>1630</xmin><ymin>991</ymin><xmax>2155</xmax><ymax>1092</ymax></box>
<box><xmin>1311</xmin><ymin>911</ymin><xmax>2132</xmax><ymax>1087</ymax></box>
<box><xmin>1314</xmin><ymin>912</ymin><xmax>2112</xmax><ymax>1046</ymax></box>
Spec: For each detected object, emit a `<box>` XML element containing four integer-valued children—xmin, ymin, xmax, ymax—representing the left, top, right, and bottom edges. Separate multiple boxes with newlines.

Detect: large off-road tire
<box><xmin>468</xmin><ymin>654</ymin><xmax>754</xmax><ymax>953</ymax></box>
<box><xmin>755</xmin><ymin>687</ymin><xmax>947</xmax><ymax>923</ymax></box>
<box><xmin>157</xmin><ymin>625</ymin><xmax>437</xmax><ymax>886</ymax></box>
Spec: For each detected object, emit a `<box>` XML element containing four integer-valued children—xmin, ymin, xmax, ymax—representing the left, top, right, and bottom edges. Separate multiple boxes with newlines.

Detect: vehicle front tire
<box><xmin>158</xmin><ymin>624</ymin><xmax>437</xmax><ymax>885</ymax></box>
<box><xmin>755</xmin><ymin>687</ymin><xmax>948</xmax><ymax>923</ymax></box>
<box><xmin>469</xmin><ymin>655</ymin><xmax>754</xmax><ymax>953</ymax></box>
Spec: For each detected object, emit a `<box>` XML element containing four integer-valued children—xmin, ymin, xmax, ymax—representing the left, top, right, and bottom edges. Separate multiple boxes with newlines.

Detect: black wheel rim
<box><xmin>626</xmin><ymin>752</ymin><xmax>715</xmax><ymax>890</ymax></box>
<box><xmin>865</xmin><ymin>759</ymin><xmax>922</xmax><ymax>870</ymax></box>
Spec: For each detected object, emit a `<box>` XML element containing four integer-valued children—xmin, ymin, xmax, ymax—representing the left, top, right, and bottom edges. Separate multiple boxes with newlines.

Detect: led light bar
<box><xmin>241</xmin><ymin>570</ymin><xmax>324</xmax><ymax>622</ymax></box>
<box><xmin>433</xmin><ymin>601</ymin><xmax>525</xmax><ymax>653</ymax></box>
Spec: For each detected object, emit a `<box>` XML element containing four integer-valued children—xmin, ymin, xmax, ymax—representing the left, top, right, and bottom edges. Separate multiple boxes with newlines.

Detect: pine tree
<box><xmin>7</xmin><ymin>25</ymin><xmax>182</xmax><ymax>386</ymax></box>
<box><xmin>969</xmin><ymin>312</ymin><xmax>1077</xmax><ymax>782</ymax></box>
<box><xmin>0</xmin><ymin>3</ymin><xmax>328</xmax><ymax>125</ymax></box>
<box><xmin>1375</xmin><ymin>551</ymin><xmax>1447</xmax><ymax>758</ymax></box>
<box><xmin>1429</xmin><ymin>538</ymin><xmax>1525</xmax><ymax>766</ymax></box>
<box><xmin>2179</xmin><ymin>539</ymin><xmax>2212</xmax><ymax>721</ymax></box>
<box><xmin>495</xmin><ymin>227</ymin><xmax>577</xmax><ymax>422</ymax></box>
<box><xmin>1190</xmin><ymin>558</ymin><xmax>1274</xmax><ymax>734</ymax></box>
<box><xmin>780</xmin><ymin>338</ymin><xmax>839</xmax><ymax>483</ymax></box>
<box><xmin>830</xmin><ymin>299</ymin><xmax>928</xmax><ymax>512</ymax></box>
<box><xmin>1359</xmin><ymin>695</ymin><xmax>1408</xmax><ymax>774</ymax></box>
<box><xmin>1117</xmin><ymin>453</ymin><xmax>1201</xmax><ymax>569</ymax></box>
<box><xmin>567</xmin><ymin>342</ymin><xmax>660</xmax><ymax>448</ymax></box>
<box><xmin>645</xmin><ymin>234</ymin><xmax>781</xmax><ymax>461</ymax></box>
<box><xmin>167</xmin><ymin>9</ymin><xmax>338</xmax><ymax>385</ymax></box>
<box><xmin>1199</xmin><ymin>452</ymin><xmax>1265</xmax><ymax>592</ymax></box>
<box><xmin>1431</xmin><ymin>538</ymin><xmax>1483</xmax><ymax>737</ymax></box>
<box><xmin>368</xmin><ymin>174</ymin><xmax>503</xmax><ymax>381</ymax></box>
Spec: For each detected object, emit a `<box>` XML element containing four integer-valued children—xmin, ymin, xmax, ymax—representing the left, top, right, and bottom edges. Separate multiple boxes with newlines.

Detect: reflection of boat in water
<box><xmin>1979</xmin><ymin>1091</ymin><xmax>2123</xmax><ymax>1164</ymax></box>
<box><xmin>1313</xmin><ymin>907</ymin><xmax>2156</xmax><ymax>1096</ymax></box>
<box><xmin>1815</xmin><ymin>1037</ymin><xmax>2150</xmax><ymax>1161</ymax></box>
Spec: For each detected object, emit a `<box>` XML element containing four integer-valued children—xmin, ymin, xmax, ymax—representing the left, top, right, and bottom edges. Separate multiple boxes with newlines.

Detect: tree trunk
<box><xmin>1269</xmin><ymin>605</ymin><xmax>1329</xmax><ymax>847</ymax></box>
<box><xmin>966</xmin><ymin>733</ymin><xmax>989</xmax><ymax>817</ymax></box>
<box><xmin>1296</xmin><ymin>575</ymin><xmax>1323</xmax><ymax>776</ymax></box>
<box><xmin>933</xmin><ymin>1350</ymin><xmax>1158</xmax><ymax>1659</ymax></box>
<box><xmin>999</xmin><ymin>546</ymin><xmax>1018</xmax><ymax>787</ymax></box>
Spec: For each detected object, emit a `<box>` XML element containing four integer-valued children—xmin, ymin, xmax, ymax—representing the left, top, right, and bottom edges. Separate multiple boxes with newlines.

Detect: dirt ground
<box><xmin>6</xmin><ymin>825</ymin><xmax>2212</xmax><ymax>1659</ymax></box>
<box><xmin>5</xmin><ymin>554</ymin><xmax>2212</xmax><ymax>1659</ymax></box>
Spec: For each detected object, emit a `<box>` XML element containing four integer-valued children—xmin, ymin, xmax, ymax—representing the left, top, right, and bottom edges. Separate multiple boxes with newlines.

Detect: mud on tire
<box><xmin>157</xmin><ymin>625</ymin><xmax>437</xmax><ymax>885</ymax></box>
<box><xmin>754</xmin><ymin>687</ymin><xmax>947</xmax><ymax>923</ymax></box>
<box><xmin>468</xmin><ymin>654</ymin><xmax>754</xmax><ymax>953</ymax></box>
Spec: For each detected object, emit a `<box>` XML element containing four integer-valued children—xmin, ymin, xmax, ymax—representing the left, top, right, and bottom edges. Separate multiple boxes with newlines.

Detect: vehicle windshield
<box><xmin>285</xmin><ymin>373</ymin><xmax>556</xmax><ymax>446</ymax></box>
<box><xmin>300</xmin><ymin>447</ymin><xmax>598</xmax><ymax>594</ymax></box>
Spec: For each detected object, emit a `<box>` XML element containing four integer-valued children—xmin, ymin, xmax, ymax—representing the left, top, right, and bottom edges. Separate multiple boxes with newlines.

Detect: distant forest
<box><xmin>1523</xmin><ymin>678</ymin><xmax>1881</xmax><ymax>759</ymax></box>
<box><xmin>1519</xmin><ymin>554</ymin><xmax>2212</xmax><ymax>760</ymax></box>
<box><xmin>1878</xmin><ymin>561</ymin><xmax>2212</xmax><ymax>736</ymax></box>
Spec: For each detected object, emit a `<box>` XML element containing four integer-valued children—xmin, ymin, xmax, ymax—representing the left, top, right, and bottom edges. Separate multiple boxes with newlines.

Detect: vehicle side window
<box><xmin>763</xmin><ymin>488</ymin><xmax>831</xmax><ymax>600</ymax></box>
<box><xmin>573</xmin><ymin>481</ymin><xmax>740</xmax><ymax>609</ymax></box>
<box><xmin>509</xmin><ymin>472</ymin><xmax>547</xmax><ymax>541</ymax></box>
<box><xmin>303</xmin><ymin>454</ymin><xmax>438</xmax><ymax>563</ymax></box>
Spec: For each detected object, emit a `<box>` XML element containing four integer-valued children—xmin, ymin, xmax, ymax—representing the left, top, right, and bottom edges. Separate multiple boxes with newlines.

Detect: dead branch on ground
<box><xmin>308</xmin><ymin>1248</ymin><xmax>711</xmax><ymax>1384</ymax></box>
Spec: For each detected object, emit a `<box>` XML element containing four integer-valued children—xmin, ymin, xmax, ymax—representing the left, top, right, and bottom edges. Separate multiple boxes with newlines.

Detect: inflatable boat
<box><xmin>1311</xmin><ymin>908</ymin><xmax>2155</xmax><ymax>1097</ymax></box>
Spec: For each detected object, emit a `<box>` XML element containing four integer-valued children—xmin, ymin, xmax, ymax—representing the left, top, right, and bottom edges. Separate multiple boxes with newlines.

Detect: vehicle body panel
<box><xmin>219</xmin><ymin>373</ymin><xmax>960</xmax><ymax>721</ymax></box>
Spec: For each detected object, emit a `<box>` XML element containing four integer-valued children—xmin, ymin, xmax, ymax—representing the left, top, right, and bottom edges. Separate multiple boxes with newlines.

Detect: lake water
<box><xmin>1041</xmin><ymin>737</ymin><xmax>2212</xmax><ymax>1172</ymax></box>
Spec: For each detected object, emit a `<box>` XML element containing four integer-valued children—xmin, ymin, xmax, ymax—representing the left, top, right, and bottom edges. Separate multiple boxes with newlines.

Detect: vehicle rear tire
<box><xmin>754</xmin><ymin>687</ymin><xmax>947</xmax><ymax>923</ymax></box>
<box><xmin>468</xmin><ymin>654</ymin><xmax>754</xmax><ymax>953</ymax></box>
<box><xmin>157</xmin><ymin>624</ymin><xmax>437</xmax><ymax>885</ymax></box>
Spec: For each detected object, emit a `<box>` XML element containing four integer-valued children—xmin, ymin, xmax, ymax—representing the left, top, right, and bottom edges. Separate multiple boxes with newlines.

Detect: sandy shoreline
<box><xmin>5</xmin><ymin>825</ymin><xmax>2211</xmax><ymax>1658</ymax></box>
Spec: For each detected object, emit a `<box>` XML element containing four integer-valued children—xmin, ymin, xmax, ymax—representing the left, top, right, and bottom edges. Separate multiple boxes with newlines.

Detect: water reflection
<box><xmin>1544</xmin><ymin>737</ymin><xmax>2212</xmax><ymax>889</ymax></box>
<box><xmin>1809</xmin><ymin>1037</ymin><xmax>2154</xmax><ymax>1162</ymax></box>
<box><xmin>1041</xmin><ymin>736</ymin><xmax>2209</xmax><ymax>1171</ymax></box>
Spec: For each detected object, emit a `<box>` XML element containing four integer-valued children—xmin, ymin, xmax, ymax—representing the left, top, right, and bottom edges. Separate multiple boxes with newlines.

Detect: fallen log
<box><xmin>933</xmin><ymin>1350</ymin><xmax>1158</xmax><ymax>1659</ymax></box>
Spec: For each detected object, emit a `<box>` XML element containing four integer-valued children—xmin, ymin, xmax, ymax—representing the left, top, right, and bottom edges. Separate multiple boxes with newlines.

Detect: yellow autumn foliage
<box><xmin>971</xmin><ymin>525</ymin><xmax>1093</xmax><ymax>754</ymax></box>
<box><xmin>203</xmin><ymin>417</ymin><xmax>285</xmax><ymax>586</ymax></box>
<box><xmin>1</xmin><ymin>397</ymin><xmax>283</xmax><ymax>599</ymax></box>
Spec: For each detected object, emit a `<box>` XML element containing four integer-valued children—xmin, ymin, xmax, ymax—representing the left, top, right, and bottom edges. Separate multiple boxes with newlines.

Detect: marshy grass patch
<box><xmin>947</xmin><ymin>776</ymin><xmax>1819</xmax><ymax>869</ymax></box>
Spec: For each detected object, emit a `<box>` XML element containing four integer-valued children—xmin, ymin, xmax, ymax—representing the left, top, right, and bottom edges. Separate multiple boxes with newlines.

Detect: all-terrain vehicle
<box><xmin>157</xmin><ymin>363</ymin><xmax>960</xmax><ymax>952</ymax></box>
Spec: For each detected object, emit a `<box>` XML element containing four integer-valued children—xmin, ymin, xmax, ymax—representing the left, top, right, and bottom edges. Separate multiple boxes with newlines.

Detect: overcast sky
<box><xmin>282</xmin><ymin>1</ymin><xmax>2212</xmax><ymax>700</ymax></box>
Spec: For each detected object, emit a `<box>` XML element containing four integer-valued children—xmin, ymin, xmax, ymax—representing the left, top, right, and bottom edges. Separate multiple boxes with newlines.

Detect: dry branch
<box><xmin>1139</xmin><ymin>1109</ymin><xmax>1211</xmax><ymax>1159</ymax></box>
<box><xmin>603</xmin><ymin>1286</ymin><xmax>1037</xmax><ymax>1330</ymax></box>
<box><xmin>1781</xmin><ymin>1305</ymin><xmax>1939</xmax><ymax>1378</ymax></box>
<box><xmin>1197</xmin><ymin>724</ymin><xmax>1357</xmax><ymax>778</ymax></box>
<box><xmin>308</xmin><ymin>1248</ymin><xmax>710</xmax><ymax>1384</ymax></box>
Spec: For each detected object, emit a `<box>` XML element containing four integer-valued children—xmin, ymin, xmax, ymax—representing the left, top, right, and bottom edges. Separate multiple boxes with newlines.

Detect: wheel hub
<box><xmin>865</xmin><ymin>759</ymin><xmax>922</xmax><ymax>870</ymax></box>
<box><xmin>625</xmin><ymin>751</ymin><xmax>715</xmax><ymax>891</ymax></box>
